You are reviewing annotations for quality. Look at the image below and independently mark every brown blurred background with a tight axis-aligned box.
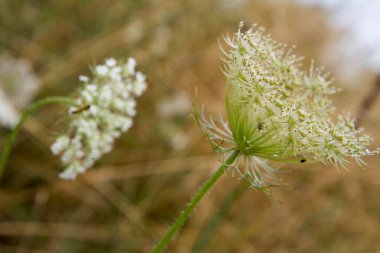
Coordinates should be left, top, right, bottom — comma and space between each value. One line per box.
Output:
0, 0, 379, 252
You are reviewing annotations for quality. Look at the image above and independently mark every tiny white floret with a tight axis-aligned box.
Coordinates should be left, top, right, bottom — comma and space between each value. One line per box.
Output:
105, 58, 117, 67
95, 65, 109, 76
79, 75, 89, 82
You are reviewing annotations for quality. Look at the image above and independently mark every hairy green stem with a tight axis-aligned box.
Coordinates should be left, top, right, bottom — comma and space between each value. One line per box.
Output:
151, 150, 240, 253
190, 183, 247, 253
0, 96, 77, 179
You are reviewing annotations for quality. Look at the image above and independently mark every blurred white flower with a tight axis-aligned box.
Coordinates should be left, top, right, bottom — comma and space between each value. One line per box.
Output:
157, 92, 192, 118
105, 58, 117, 67
156, 92, 191, 151
151, 25, 172, 56
298, 0, 380, 76
125, 19, 144, 44
79, 75, 89, 82
95, 65, 109, 76
0, 89, 19, 128
51, 57, 147, 180
171, 132, 188, 151
0, 54, 39, 128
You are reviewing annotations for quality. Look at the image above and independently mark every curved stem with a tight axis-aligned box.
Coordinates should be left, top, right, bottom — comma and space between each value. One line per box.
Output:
151, 150, 240, 253
0, 96, 77, 179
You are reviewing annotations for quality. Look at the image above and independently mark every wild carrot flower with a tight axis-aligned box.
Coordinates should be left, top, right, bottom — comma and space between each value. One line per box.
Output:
194, 23, 378, 189
51, 58, 147, 179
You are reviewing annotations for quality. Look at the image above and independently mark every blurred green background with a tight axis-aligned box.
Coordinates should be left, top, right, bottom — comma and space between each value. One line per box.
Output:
1, 0, 380, 252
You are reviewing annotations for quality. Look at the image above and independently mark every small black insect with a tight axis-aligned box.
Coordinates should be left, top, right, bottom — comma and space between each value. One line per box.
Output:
71, 104, 91, 114
300, 159, 306, 163
258, 122, 264, 131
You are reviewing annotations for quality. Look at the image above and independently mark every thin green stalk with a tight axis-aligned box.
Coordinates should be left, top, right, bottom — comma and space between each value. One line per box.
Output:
151, 150, 240, 253
191, 183, 247, 253
0, 96, 77, 179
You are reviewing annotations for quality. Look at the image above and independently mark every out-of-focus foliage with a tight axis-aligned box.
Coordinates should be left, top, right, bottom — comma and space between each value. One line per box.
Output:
0, 0, 379, 252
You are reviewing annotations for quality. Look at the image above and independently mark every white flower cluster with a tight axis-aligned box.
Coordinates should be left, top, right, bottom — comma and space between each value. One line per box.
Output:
194, 23, 378, 189
51, 58, 147, 179
298, 0, 380, 76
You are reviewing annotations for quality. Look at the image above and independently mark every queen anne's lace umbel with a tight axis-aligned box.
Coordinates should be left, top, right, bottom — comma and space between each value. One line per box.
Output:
51, 58, 147, 179
194, 23, 378, 189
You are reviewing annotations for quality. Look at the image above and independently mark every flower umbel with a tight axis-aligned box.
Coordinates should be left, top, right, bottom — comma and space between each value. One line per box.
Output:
51, 58, 147, 179
194, 23, 378, 189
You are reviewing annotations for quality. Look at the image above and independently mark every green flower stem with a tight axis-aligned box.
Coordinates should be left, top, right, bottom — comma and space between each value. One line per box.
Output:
190, 183, 247, 253
0, 96, 77, 179
151, 150, 240, 253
